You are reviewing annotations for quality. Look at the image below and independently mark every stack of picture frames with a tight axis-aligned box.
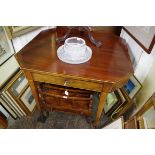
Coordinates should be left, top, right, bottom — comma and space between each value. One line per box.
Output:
103, 92, 155, 129
103, 75, 142, 121
0, 70, 36, 119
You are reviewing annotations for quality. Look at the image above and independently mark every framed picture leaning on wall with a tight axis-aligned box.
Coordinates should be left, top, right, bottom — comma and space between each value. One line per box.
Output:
1, 70, 33, 116
5, 26, 42, 39
0, 56, 19, 88
123, 27, 155, 54
0, 26, 14, 66
19, 86, 36, 113
123, 75, 142, 99
8, 72, 28, 98
0, 95, 18, 119
1, 71, 28, 117
103, 90, 125, 117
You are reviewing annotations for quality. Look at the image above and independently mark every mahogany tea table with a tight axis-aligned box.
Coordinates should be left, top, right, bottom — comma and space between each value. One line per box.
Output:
15, 27, 133, 127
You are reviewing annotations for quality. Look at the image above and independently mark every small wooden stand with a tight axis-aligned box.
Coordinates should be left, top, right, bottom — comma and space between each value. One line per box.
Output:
57, 26, 102, 47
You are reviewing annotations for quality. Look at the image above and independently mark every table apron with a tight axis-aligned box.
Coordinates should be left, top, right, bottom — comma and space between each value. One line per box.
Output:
32, 72, 103, 92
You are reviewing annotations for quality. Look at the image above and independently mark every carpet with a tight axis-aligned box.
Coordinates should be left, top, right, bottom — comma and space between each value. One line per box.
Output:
8, 93, 111, 129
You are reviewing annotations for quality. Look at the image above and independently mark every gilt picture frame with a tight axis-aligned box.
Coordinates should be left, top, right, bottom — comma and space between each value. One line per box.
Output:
7, 71, 29, 98
0, 26, 15, 66
136, 93, 155, 129
103, 91, 123, 116
1, 70, 28, 117
5, 26, 42, 39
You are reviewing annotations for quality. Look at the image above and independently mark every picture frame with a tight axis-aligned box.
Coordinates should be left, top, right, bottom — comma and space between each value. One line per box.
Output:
124, 116, 138, 129
0, 103, 10, 118
0, 95, 17, 119
0, 26, 15, 66
123, 75, 142, 99
102, 116, 124, 129
103, 90, 124, 116
1, 70, 31, 116
110, 88, 132, 120
1, 93, 23, 118
102, 77, 140, 121
135, 93, 155, 129
117, 88, 126, 104
8, 72, 28, 98
19, 87, 36, 112
123, 26, 155, 54
124, 92, 155, 129
141, 106, 155, 129
5, 26, 42, 39
0, 56, 19, 88
104, 91, 118, 114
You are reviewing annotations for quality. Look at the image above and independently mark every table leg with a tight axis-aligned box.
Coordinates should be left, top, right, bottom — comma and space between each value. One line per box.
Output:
36, 83, 49, 123
94, 92, 108, 127
37, 108, 49, 123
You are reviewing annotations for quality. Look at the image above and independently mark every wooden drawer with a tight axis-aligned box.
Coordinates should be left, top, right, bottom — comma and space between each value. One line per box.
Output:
32, 73, 103, 92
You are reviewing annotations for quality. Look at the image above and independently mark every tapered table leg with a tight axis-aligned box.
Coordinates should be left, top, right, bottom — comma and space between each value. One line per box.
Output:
93, 92, 108, 127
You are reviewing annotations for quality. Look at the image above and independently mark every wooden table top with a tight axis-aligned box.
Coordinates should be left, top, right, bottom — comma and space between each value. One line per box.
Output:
15, 28, 133, 84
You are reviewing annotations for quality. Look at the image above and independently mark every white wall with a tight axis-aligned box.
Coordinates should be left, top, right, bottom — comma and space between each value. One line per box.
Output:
12, 26, 55, 53
136, 60, 155, 111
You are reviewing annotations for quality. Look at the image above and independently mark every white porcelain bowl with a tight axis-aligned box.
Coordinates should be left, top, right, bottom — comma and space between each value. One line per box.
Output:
63, 37, 87, 61
57, 37, 92, 64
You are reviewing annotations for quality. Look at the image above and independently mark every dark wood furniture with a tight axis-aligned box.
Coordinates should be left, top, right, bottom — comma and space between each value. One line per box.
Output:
58, 26, 122, 36
57, 26, 102, 47
15, 27, 133, 127
0, 111, 8, 128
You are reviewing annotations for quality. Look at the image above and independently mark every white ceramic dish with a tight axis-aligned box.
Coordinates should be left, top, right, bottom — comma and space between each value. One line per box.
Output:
57, 45, 92, 64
